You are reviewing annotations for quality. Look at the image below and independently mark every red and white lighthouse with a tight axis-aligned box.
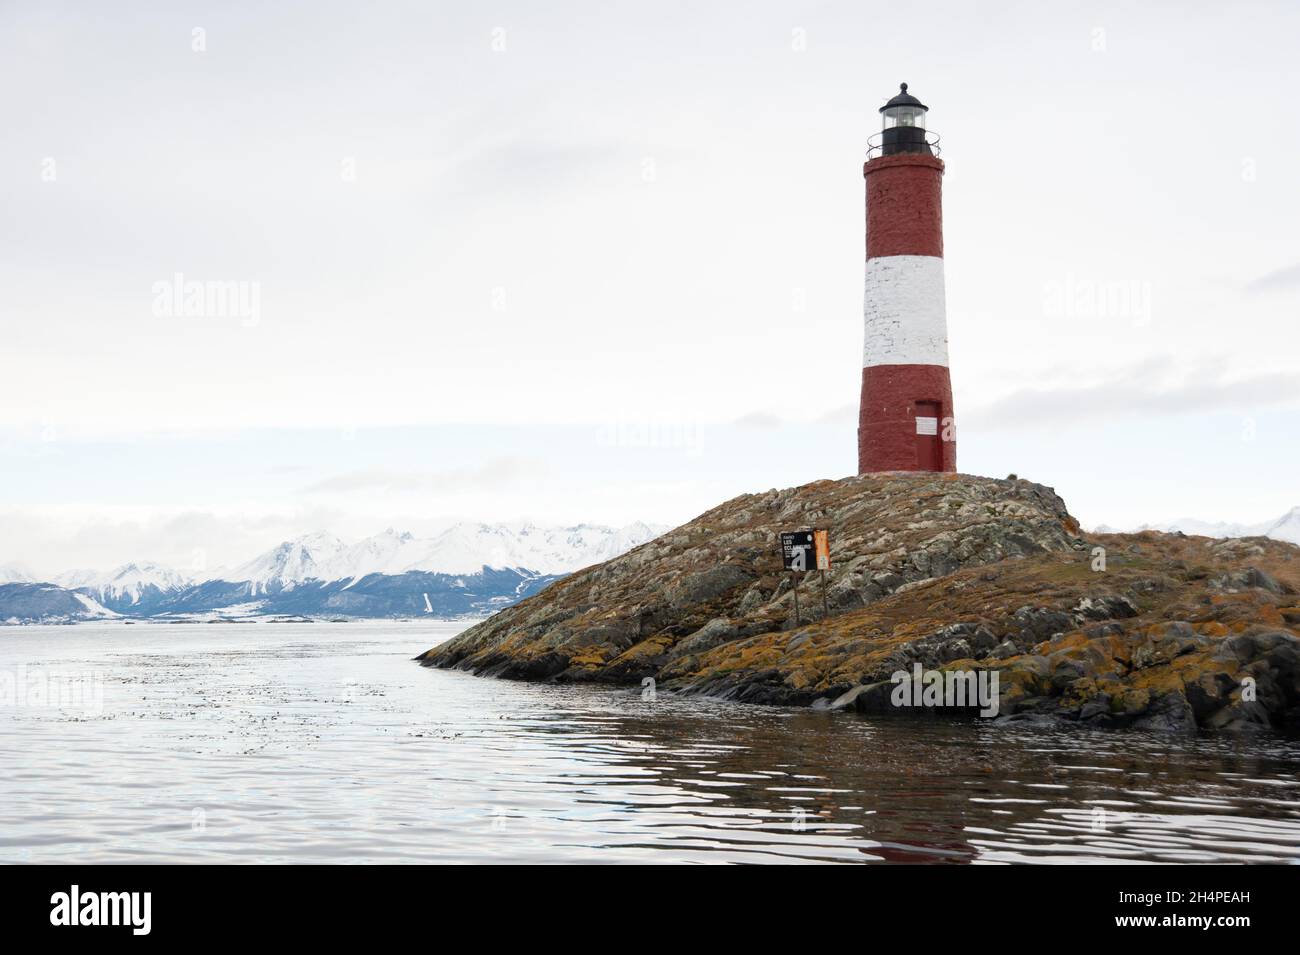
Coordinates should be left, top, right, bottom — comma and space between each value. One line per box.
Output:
858, 83, 956, 474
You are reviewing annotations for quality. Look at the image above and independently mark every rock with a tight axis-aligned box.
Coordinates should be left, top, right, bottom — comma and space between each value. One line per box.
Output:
871, 572, 905, 592
670, 618, 739, 658
1130, 690, 1197, 735
1078, 697, 1112, 722
558, 621, 636, 650
1213, 633, 1259, 665
1112, 686, 1152, 717
1012, 606, 1075, 642
736, 586, 766, 615
1248, 567, 1291, 594
669, 564, 755, 609
416, 471, 1300, 734
827, 681, 896, 713
1253, 629, 1300, 654
1209, 567, 1292, 595
826, 574, 868, 611
786, 631, 812, 652
603, 635, 676, 681
1049, 660, 1087, 692
1205, 699, 1273, 731
1072, 595, 1139, 621
907, 622, 999, 667
991, 639, 1019, 659
1131, 622, 1201, 669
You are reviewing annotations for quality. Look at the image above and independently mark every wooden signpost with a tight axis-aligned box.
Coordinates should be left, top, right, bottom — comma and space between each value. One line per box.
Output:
813, 528, 830, 619
780, 528, 831, 625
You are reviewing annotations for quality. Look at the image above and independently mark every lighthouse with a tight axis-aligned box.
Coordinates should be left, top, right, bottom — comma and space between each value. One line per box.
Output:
858, 83, 956, 474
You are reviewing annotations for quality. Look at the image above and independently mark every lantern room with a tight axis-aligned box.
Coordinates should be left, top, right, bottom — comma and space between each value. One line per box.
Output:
877, 83, 933, 156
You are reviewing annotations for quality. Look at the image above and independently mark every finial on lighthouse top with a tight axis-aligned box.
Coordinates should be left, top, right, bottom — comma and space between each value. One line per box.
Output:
880, 83, 927, 115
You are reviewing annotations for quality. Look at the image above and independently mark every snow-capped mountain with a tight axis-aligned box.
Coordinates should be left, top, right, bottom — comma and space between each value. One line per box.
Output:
221, 521, 666, 588
222, 531, 349, 594
323, 527, 415, 583
1267, 508, 1300, 544
356, 520, 665, 578
51, 568, 100, 589
1096, 507, 1300, 546
1, 520, 667, 623
54, 562, 194, 610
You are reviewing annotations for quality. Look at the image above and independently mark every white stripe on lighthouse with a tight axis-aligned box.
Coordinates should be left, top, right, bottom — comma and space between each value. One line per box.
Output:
863, 255, 949, 368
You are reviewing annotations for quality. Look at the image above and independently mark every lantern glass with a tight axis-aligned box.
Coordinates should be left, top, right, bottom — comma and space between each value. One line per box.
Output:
883, 106, 926, 130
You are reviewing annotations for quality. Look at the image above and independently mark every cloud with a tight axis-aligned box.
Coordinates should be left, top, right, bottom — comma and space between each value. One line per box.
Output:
730, 405, 857, 430
815, 405, 858, 426
0, 506, 352, 579
1245, 263, 1300, 293
448, 136, 638, 195
303, 457, 543, 494
964, 365, 1300, 431
731, 411, 783, 430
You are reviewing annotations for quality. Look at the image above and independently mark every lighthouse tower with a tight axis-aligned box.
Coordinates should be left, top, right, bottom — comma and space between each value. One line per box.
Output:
858, 83, 956, 474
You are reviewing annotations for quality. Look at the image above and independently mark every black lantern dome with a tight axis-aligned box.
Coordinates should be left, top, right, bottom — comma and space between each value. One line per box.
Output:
880, 82, 927, 114
877, 83, 933, 157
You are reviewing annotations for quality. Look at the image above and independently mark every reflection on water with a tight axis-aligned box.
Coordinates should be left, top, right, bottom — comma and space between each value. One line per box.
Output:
2, 622, 1299, 864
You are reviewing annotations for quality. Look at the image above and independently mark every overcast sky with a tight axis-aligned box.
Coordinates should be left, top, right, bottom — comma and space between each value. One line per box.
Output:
2, 0, 1298, 575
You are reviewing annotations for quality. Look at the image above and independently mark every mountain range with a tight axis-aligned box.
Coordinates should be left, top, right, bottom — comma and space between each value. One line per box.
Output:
8, 506, 1294, 627
0, 521, 664, 625
1092, 506, 1300, 545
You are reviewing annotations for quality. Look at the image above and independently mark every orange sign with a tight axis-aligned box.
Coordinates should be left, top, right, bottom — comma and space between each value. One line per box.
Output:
813, 529, 830, 570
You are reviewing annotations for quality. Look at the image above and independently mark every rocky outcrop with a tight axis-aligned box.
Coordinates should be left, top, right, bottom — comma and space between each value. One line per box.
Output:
417, 473, 1300, 733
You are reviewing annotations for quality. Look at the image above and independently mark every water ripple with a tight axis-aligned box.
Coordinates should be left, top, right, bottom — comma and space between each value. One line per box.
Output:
2, 621, 1299, 863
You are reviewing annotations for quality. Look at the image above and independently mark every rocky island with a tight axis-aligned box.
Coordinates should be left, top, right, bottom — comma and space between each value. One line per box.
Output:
418, 474, 1300, 734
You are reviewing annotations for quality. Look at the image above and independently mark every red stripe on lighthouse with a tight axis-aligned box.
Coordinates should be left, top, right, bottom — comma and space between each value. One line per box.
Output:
857, 364, 956, 473
864, 154, 944, 260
